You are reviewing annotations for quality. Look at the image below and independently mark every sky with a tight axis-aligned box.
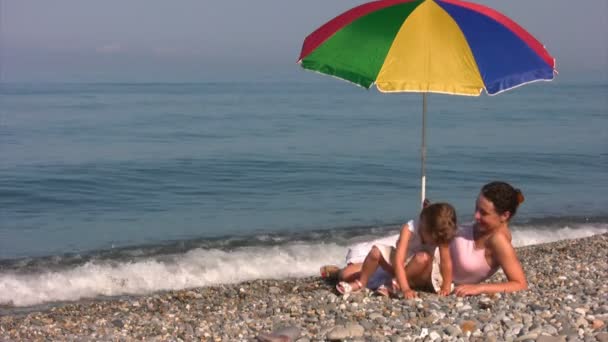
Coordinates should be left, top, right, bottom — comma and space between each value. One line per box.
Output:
1, 0, 607, 83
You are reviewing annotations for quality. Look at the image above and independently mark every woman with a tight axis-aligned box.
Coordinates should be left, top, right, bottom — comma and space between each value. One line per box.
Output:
323, 181, 527, 296
448, 181, 527, 295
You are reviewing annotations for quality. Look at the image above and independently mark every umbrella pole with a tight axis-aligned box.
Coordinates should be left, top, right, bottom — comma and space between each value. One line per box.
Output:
420, 93, 427, 209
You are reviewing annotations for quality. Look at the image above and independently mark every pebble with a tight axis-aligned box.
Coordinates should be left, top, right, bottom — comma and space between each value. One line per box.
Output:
429, 331, 441, 340
257, 326, 301, 342
596, 333, 608, 342
574, 317, 588, 328
461, 320, 477, 333
479, 297, 493, 309
444, 325, 461, 336
515, 333, 539, 341
543, 325, 559, 335
0, 234, 605, 341
326, 323, 364, 340
536, 336, 566, 342
360, 319, 374, 330
592, 319, 605, 330
111, 319, 124, 329
506, 323, 524, 337
368, 312, 384, 323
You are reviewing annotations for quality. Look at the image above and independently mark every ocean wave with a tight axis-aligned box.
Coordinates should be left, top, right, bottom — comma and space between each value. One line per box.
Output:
0, 223, 606, 308
0, 244, 346, 307
511, 223, 608, 247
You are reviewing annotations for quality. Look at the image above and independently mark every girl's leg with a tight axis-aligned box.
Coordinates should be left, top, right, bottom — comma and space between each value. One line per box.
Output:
382, 251, 431, 294
337, 246, 393, 293
356, 246, 393, 288
404, 251, 433, 290
338, 263, 362, 282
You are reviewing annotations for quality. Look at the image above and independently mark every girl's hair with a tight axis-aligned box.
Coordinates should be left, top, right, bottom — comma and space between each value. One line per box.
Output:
481, 181, 525, 219
420, 203, 458, 244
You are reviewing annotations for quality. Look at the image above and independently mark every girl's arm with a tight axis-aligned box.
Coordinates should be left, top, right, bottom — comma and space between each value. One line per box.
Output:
454, 233, 527, 296
437, 243, 453, 296
394, 224, 414, 298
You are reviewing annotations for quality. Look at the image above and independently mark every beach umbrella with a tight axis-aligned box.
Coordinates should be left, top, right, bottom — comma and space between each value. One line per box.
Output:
298, 0, 556, 206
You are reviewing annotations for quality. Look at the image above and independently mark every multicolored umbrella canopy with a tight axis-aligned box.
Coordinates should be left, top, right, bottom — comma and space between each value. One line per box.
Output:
298, 0, 556, 96
298, 0, 557, 205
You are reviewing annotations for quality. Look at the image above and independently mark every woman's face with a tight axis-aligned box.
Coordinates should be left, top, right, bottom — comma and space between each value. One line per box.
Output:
474, 194, 508, 231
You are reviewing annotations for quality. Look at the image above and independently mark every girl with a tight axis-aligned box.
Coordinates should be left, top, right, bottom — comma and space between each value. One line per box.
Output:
336, 203, 457, 298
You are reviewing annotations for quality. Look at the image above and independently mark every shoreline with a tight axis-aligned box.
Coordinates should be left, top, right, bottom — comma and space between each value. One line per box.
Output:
1, 234, 607, 341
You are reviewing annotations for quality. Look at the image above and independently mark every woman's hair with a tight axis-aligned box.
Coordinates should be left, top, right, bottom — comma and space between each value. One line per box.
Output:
420, 203, 458, 244
481, 181, 525, 219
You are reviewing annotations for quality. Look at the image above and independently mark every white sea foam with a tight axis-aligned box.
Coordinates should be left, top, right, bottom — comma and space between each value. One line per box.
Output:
0, 224, 606, 307
510, 223, 608, 247
0, 244, 347, 307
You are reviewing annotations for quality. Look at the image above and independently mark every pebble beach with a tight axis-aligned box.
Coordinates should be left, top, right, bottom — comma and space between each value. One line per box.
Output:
1, 234, 607, 341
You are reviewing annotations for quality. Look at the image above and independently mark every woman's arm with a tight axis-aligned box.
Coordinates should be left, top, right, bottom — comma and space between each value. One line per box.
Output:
454, 233, 527, 296
437, 244, 453, 296
394, 224, 414, 298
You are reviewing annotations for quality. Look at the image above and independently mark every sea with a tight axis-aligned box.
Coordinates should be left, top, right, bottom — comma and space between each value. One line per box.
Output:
1, 79, 607, 309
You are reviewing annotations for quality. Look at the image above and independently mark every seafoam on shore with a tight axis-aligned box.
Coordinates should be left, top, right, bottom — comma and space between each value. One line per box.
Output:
1, 234, 607, 341
1, 222, 606, 308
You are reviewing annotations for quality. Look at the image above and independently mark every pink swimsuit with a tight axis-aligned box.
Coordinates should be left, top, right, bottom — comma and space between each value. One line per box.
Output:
450, 223, 499, 284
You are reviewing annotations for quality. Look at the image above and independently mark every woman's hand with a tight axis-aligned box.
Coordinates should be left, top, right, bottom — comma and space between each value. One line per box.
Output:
454, 284, 484, 297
